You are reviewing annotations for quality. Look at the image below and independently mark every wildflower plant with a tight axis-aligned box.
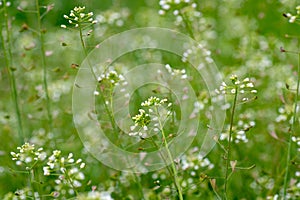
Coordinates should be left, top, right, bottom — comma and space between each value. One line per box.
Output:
9, 143, 87, 199
0, 0, 24, 143
34, 0, 54, 133
96, 8, 130, 27
3, 0, 300, 199
214, 75, 257, 198
215, 75, 257, 100
131, 96, 183, 199
10, 143, 46, 169
61, 6, 97, 64
10, 143, 47, 199
280, 10, 300, 198
158, 0, 200, 38
177, 147, 216, 197
219, 113, 256, 144
61, 6, 97, 29
43, 151, 86, 197
130, 96, 171, 137
158, 0, 198, 16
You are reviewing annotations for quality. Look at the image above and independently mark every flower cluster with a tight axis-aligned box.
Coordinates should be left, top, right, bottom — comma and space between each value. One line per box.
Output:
158, 0, 198, 16
283, 6, 300, 23
265, 175, 300, 200
211, 75, 257, 112
149, 147, 215, 196
275, 105, 293, 123
182, 43, 213, 64
77, 189, 114, 200
165, 64, 188, 79
220, 113, 256, 143
43, 151, 86, 193
10, 143, 46, 168
180, 148, 214, 172
130, 97, 172, 136
141, 96, 169, 107
61, 6, 97, 29
158, 0, 201, 27
250, 175, 275, 192
97, 69, 125, 86
96, 8, 130, 27
95, 69, 126, 96
215, 75, 257, 98
10, 143, 87, 199
3, 188, 39, 200
132, 109, 151, 129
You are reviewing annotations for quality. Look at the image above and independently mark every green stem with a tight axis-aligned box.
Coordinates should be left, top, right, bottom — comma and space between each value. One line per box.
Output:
98, 90, 118, 133
156, 107, 183, 200
132, 172, 145, 200
78, 24, 119, 134
1, 0, 24, 144
28, 169, 36, 200
179, 11, 195, 40
78, 23, 96, 79
283, 52, 300, 198
63, 169, 79, 196
224, 86, 238, 198
35, 0, 53, 132
148, 136, 173, 176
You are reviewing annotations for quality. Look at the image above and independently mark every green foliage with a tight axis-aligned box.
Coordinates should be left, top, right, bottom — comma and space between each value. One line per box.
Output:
0, 0, 300, 199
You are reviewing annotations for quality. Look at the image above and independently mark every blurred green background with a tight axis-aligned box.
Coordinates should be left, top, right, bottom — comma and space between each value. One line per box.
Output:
1, 0, 300, 199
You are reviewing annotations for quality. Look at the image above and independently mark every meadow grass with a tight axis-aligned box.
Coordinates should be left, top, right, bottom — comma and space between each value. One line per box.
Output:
0, 0, 300, 199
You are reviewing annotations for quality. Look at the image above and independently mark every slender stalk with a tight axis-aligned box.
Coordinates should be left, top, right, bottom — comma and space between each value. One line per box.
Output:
1, 0, 24, 143
179, 11, 195, 40
78, 23, 95, 80
28, 169, 36, 200
63, 169, 79, 196
211, 184, 222, 200
78, 24, 119, 134
148, 137, 174, 176
35, 0, 53, 131
155, 107, 183, 200
132, 172, 145, 200
224, 85, 238, 198
283, 52, 300, 198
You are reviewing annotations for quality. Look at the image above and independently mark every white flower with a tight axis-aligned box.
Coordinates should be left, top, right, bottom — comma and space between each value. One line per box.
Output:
159, 10, 165, 15
243, 78, 250, 82
94, 91, 99, 96
73, 180, 82, 187
246, 82, 254, 88
162, 4, 170, 10
25, 157, 32, 163
285, 13, 292, 18
289, 16, 296, 23
80, 163, 86, 169
43, 166, 50, 176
